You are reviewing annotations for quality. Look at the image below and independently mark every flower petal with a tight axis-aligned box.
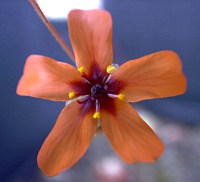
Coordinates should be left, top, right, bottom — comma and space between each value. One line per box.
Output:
112, 50, 187, 102
101, 100, 164, 163
37, 101, 97, 176
68, 10, 113, 74
16, 55, 83, 101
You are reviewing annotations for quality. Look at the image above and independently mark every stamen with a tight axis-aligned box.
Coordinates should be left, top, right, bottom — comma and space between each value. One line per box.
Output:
65, 95, 89, 106
106, 65, 117, 74
118, 93, 125, 100
95, 99, 100, 112
105, 64, 119, 83
77, 95, 90, 103
93, 99, 101, 123
104, 74, 112, 84
78, 66, 85, 74
108, 93, 125, 100
68, 91, 76, 99
93, 112, 100, 119
82, 75, 91, 85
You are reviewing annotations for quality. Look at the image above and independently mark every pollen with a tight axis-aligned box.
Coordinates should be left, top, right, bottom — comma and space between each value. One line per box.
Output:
78, 66, 85, 73
68, 91, 76, 99
93, 112, 100, 119
118, 93, 125, 100
106, 65, 117, 74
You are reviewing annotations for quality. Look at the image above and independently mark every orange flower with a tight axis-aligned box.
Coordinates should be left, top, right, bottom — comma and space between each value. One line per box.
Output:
16, 10, 186, 176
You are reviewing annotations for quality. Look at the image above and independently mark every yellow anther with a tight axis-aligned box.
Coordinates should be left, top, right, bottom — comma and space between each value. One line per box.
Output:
106, 65, 117, 74
78, 66, 85, 73
68, 92, 76, 99
93, 112, 100, 119
118, 93, 125, 100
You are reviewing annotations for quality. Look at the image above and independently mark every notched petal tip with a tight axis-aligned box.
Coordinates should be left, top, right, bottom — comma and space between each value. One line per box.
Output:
165, 50, 188, 95
68, 9, 112, 21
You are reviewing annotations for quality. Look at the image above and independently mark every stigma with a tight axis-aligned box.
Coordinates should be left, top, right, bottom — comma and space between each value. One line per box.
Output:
108, 93, 125, 100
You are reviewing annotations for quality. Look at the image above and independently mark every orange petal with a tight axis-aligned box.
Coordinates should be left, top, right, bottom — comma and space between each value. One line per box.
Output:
37, 101, 97, 176
16, 55, 82, 101
68, 10, 113, 74
101, 100, 164, 163
112, 50, 187, 102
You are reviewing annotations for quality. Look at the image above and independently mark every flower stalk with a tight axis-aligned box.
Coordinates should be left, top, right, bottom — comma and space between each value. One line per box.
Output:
28, 0, 75, 61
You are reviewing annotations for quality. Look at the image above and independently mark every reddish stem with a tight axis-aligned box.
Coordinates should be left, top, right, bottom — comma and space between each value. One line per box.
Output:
28, 0, 75, 61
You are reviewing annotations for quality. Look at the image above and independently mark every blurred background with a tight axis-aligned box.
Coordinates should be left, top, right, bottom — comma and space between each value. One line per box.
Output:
0, 0, 200, 181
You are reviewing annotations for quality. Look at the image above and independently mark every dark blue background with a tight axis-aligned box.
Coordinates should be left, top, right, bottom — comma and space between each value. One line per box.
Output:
0, 0, 199, 181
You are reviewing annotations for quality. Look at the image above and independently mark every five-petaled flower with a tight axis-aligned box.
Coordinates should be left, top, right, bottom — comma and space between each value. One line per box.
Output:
16, 9, 186, 176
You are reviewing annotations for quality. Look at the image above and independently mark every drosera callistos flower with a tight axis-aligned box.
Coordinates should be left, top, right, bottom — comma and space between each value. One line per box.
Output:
16, 3, 187, 177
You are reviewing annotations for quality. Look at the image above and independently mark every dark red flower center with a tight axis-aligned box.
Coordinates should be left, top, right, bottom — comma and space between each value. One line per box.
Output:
69, 64, 124, 120
81, 73, 111, 102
